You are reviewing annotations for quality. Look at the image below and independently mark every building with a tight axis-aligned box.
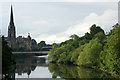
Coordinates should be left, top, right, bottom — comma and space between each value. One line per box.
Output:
6, 5, 37, 51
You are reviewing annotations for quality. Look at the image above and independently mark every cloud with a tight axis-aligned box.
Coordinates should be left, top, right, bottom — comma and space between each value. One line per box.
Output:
83, 9, 117, 31
35, 9, 117, 44
17, 19, 66, 37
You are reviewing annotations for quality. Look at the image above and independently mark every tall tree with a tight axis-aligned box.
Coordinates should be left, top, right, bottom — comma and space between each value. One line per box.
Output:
2, 36, 15, 78
90, 24, 104, 39
38, 41, 46, 50
100, 24, 120, 75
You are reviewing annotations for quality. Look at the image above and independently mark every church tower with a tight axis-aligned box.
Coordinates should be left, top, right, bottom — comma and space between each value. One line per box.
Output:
8, 5, 16, 49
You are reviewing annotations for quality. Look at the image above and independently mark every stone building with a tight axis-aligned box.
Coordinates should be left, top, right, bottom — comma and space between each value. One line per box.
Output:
7, 5, 16, 49
6, 5, 37, 51
15, 34, 38, 51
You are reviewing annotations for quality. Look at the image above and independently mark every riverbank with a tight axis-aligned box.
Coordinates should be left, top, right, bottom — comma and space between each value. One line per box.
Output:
50, 61, 120, 79
48, 62, 119, 79
48, 24, 120, 79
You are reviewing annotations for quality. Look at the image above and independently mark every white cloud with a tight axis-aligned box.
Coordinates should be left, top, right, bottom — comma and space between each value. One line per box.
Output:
83, 9, 117, 31
35, 9, 117, 44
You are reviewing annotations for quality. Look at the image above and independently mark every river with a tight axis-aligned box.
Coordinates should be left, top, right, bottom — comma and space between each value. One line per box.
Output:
14, 54, 115, 79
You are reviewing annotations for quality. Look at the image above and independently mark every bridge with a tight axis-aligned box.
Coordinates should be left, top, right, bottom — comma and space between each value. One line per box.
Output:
12, 51, 49, 55
16, 63, 48, 67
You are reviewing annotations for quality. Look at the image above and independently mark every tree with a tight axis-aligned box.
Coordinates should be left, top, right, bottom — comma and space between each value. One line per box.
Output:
70, 45, 85, 64
84, 32, 91, 40
100, 24, 120, 75
38, 41, 46, 50
2, 36, 15, 78
70, 34, 80, 48
70, 34, 79, 40
90, 24, 104, 39
77, 38, 103, 68
94, 31, 106, 41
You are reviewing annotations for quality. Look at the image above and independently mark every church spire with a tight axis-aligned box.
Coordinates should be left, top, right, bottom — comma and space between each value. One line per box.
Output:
10, 5, 14, 24
8, 5, 16, 48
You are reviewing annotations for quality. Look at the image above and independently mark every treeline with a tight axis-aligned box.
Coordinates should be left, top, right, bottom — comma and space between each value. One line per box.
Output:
48, 23, 120, 77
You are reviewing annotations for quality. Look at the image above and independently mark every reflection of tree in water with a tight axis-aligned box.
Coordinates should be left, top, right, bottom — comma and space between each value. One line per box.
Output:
37, 57, 46, 64
15, 55, 47, 77
15, 55, 37, 76
48, 63, 115, 79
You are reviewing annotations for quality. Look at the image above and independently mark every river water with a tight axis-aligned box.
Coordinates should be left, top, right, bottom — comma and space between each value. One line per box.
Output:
14, 54, 115, 79
15, 54, 52, 78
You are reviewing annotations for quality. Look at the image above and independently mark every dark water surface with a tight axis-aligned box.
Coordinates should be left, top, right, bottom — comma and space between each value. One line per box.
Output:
14, 54, 115, 79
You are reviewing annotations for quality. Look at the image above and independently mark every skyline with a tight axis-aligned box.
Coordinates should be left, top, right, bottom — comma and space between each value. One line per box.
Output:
1, 2, 118, 44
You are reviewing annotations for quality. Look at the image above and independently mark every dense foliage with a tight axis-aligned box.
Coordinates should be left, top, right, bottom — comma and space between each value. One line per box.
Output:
100, 24, 120, 75
2, 36, 16, 78
49, 24, 120, 77
37, 41, 47, 50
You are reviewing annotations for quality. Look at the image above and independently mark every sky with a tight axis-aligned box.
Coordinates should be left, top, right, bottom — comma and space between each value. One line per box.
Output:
0, 0, 119, 2
0, 0, 119, 44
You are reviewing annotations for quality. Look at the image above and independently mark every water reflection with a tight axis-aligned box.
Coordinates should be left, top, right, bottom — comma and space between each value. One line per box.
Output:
15, 55, 37, 76
48, 63, 115, 79
14, 54, 116, 79
14, 54, 51, 78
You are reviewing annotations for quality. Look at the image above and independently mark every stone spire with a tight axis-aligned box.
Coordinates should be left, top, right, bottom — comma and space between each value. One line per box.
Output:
8, 5, 16, 48
10, 5, 14, 24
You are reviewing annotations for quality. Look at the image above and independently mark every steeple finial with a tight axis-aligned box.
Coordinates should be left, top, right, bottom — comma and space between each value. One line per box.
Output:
10, 5, 14, 24
28, 33, 31, 40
